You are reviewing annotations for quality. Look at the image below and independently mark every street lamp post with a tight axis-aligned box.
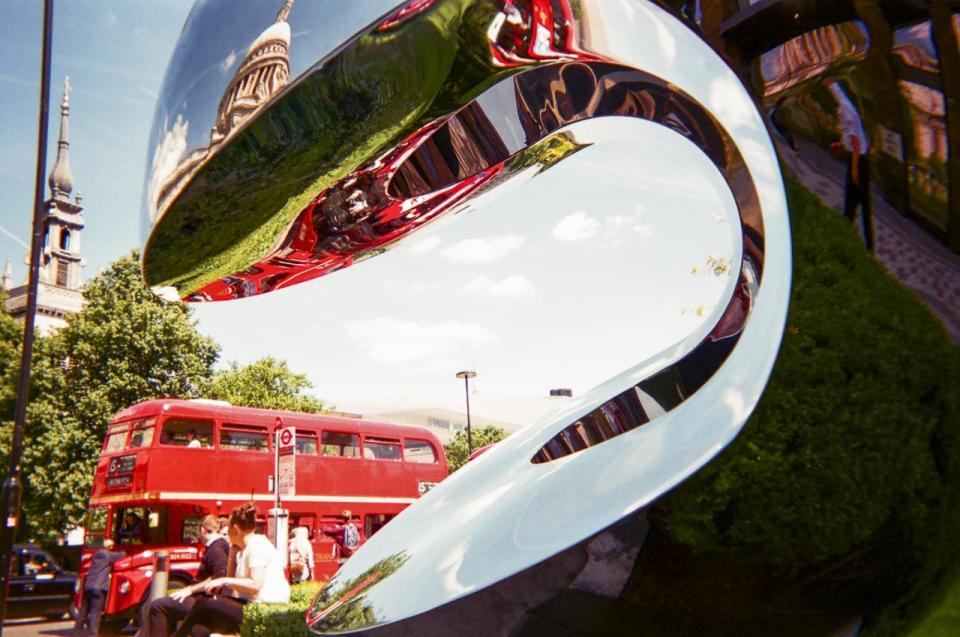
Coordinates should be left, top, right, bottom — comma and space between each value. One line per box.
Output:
455, 370, 476, 455
0, 1, 54, 631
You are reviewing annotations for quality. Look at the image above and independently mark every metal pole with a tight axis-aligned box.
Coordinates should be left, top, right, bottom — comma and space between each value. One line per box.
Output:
0, 1, 54, 631
464, 377, 472, 455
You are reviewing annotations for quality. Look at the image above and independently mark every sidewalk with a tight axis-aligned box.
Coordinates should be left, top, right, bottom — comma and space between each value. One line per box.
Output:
775, 136, 960, 343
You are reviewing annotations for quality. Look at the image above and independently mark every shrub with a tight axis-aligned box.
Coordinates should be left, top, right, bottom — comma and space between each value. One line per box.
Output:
619, 176, 960, 636
242, 581, 323, 637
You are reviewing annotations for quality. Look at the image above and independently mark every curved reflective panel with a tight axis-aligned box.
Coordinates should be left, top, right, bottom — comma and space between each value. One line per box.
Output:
144, 0, 792, 635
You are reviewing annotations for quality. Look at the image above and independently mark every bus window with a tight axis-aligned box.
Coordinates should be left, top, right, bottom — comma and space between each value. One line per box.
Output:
404, 439, 438, 463
364, 437, 401, 461
85, 506, 108, 547
221, 424, 269, 451
296, 432, 318, 455
104, 423, 130, 453
128, 417, 157, 449
115, 506, 168, 545
321, 431, 359, 457
182, 515, 202, 544
160, 418, 214, 448
364, 513, 395, 538
290, 513, 317, 539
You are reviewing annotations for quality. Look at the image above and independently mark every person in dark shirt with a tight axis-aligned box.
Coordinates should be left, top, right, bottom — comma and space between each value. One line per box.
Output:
145, 514, 231, 637
73, 539, 126, 637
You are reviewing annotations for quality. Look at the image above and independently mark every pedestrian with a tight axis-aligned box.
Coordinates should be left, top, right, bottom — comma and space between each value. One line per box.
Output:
172, 503, 289, 637
827, 78, 874, 253
144, 514, 230, 637
73, 539, 126, 637
288, 526, 314, 583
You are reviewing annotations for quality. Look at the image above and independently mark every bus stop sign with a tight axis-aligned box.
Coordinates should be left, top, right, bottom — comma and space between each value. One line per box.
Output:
278, 426, 296, 497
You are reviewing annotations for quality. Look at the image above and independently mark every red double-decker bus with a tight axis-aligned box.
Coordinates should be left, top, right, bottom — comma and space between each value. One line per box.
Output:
75, 399, 447, 629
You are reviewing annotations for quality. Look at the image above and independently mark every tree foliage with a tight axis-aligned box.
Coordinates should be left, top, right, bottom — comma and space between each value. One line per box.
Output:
443, 425, 508, 472
19, 252, 220, 539
204, 356, 328, 413
0, 254, 326, 540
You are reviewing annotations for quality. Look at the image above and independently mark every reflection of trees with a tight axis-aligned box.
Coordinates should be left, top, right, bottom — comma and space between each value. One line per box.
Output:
307, 551, 409, 632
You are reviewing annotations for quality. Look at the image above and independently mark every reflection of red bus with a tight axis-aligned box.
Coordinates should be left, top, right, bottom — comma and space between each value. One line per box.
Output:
75, 399, 447, 629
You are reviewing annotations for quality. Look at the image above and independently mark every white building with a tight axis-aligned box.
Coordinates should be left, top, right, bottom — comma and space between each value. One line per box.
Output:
5, 78, 86, 334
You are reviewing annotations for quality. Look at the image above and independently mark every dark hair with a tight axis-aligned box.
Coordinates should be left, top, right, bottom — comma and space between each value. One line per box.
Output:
229, 503, 257, 532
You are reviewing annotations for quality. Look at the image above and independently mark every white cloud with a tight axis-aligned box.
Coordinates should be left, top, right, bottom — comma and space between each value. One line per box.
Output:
407, 235, 442, 256
220, 50, 238, 74
439, 235, 525, 264
344, 318, 496, 365
146, 113, 190, 222
460, 274, 535, 297
552, 212, 599, 242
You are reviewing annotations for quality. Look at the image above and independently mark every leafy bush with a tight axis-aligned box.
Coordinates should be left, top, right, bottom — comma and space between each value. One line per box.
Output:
620, 176, 960, 636
241, 581, 323, 637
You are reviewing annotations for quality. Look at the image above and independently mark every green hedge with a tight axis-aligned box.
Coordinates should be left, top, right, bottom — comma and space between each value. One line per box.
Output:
619, 175, 960, 635
241, 581, 323, 637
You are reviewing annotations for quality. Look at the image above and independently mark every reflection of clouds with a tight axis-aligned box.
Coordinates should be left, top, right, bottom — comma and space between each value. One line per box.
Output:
344, 318, 496, 365
439, 235, 524, 264
606, 205, 653, 238
709, 76, 756, 130
220, 50, 238, 74
407, 235, 442, 256
552, 212, 599, 242
146, 114, 189, 222
460, 274, 535, 298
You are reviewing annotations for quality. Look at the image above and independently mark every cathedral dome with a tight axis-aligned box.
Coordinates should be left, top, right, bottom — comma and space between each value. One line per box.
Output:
247, 19, 291, 55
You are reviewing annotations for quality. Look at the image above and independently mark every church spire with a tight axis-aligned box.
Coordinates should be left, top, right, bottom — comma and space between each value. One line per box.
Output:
48, 77, 74, 200
276, 0, 293, 23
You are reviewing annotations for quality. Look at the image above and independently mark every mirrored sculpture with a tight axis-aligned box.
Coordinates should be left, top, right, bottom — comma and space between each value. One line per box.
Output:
143, 0, 960, 634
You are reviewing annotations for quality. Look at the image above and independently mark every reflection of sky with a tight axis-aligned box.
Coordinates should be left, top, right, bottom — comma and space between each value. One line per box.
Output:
894, 21, 935, 58
194, 117, 740, 423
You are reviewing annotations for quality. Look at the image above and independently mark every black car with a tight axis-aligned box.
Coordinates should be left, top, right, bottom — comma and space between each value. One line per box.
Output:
7, 544, 78, 620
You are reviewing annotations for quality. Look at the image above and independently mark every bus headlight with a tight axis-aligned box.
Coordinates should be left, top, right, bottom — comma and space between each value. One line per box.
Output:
118, 579, 130, 595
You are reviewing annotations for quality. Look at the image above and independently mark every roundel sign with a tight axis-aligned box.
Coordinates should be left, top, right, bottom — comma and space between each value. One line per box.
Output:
279, 427, 294, 449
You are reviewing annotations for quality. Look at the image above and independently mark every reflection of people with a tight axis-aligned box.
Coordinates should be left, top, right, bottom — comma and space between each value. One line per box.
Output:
288, 526, 314, 583
172, 503, 289, 637
73, 539, 125, 637
187, 429, 201, 448
827, 79, 874, 253
117, 513, 144, 544
146, 514, 230, 637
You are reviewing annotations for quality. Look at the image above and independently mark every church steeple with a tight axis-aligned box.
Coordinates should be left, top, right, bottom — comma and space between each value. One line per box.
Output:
48, 77, 74, 200
276, 0, 293, 22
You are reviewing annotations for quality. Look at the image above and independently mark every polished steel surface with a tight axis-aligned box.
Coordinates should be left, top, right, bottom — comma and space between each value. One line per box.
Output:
122, 0, 789, 633
145, 0, 792, 632
142, 0, 960, 634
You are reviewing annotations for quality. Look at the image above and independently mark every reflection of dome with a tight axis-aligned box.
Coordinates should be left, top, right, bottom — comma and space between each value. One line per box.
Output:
153, 0, 294, 222
212, 0, 293, 143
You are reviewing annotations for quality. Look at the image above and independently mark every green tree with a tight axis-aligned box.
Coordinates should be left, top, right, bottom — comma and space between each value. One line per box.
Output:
20, 252, 220, 539
204, 356, 328, 413
443, 425, 508, 472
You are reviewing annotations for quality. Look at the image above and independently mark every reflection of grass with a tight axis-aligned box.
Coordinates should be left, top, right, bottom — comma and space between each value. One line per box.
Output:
307, 552, 410, 632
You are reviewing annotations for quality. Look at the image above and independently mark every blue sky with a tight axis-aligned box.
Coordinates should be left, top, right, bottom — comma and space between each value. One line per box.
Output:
0, 2, 742, 424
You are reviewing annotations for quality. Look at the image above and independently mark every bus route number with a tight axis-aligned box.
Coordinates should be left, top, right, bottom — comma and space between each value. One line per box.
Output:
418, 481, 438, 495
